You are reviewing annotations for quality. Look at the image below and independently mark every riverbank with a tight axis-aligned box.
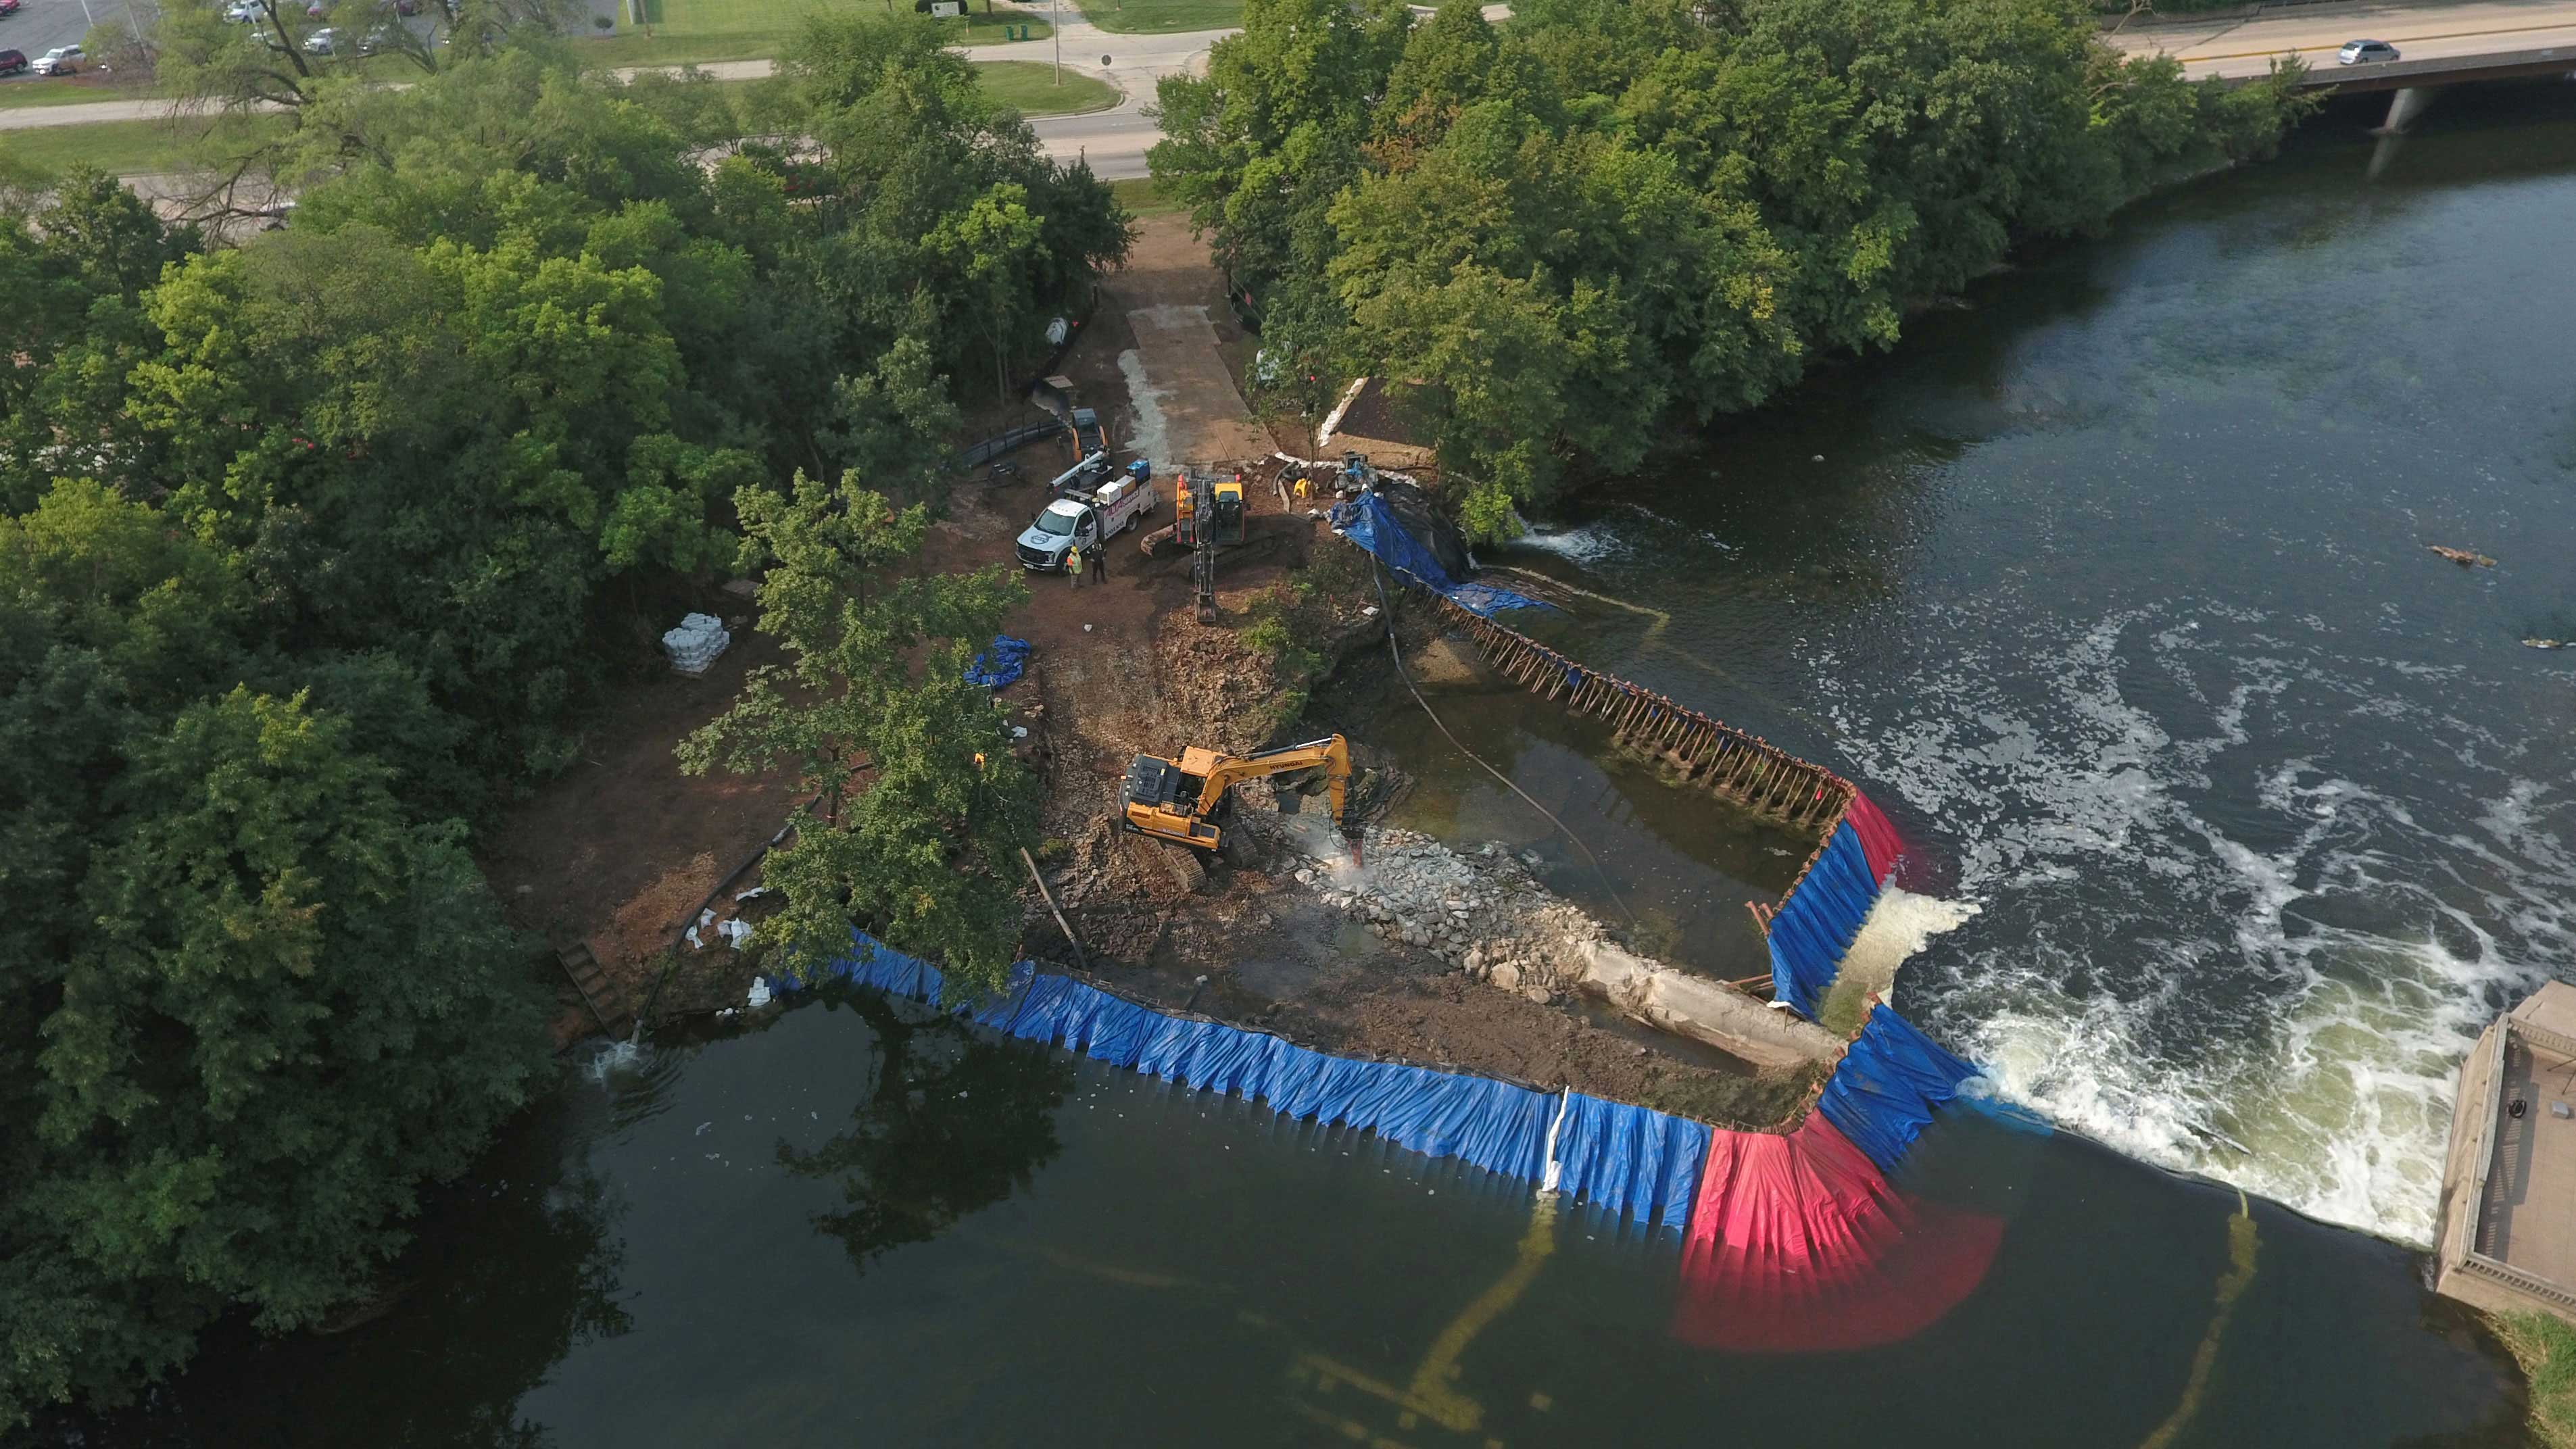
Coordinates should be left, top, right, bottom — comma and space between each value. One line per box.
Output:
480, 207, 1832, 1126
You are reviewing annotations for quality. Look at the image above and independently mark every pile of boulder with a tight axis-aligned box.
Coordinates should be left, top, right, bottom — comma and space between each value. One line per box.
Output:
1289, 823, 1841, 1071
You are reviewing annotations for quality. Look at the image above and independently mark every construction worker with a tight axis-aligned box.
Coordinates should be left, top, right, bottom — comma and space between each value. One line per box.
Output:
1065, 540, 1083, 588
1089, 537, 1108, 584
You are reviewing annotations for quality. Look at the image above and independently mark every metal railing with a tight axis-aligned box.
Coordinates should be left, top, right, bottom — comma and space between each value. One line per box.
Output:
2458, 1016, 2576, 1304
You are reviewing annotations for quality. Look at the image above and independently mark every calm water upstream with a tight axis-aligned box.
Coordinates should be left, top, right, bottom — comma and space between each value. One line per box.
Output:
79, 84, 2576, 1447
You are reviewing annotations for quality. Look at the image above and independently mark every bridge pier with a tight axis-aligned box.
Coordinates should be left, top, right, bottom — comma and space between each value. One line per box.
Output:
2377, 85, 2443, 134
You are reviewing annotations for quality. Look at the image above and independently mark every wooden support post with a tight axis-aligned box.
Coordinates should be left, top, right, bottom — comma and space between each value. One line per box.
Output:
1023, 848, 1087, 970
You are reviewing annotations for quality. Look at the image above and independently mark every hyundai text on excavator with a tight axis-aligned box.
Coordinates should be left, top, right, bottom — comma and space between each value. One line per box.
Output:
1118, 734, 1360, 859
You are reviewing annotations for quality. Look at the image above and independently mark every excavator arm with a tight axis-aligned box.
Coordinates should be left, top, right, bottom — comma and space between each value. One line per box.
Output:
1119, 735, 1357, 854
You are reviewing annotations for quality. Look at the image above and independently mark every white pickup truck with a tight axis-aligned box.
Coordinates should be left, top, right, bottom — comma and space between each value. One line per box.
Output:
1015, 472, 1153, 571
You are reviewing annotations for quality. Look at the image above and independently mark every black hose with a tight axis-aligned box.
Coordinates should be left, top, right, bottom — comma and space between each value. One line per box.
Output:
1365, 553, 1640, 930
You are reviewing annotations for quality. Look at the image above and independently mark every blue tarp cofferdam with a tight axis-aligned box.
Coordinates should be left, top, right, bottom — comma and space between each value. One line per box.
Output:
1330, 492, 1549, 618
964, 635, 1031, 689
790, 933, 1704, 1225
1766, 822, 1881, 1016
1816, 1006, 1979, 1171
1551, 1092, 1713, 1229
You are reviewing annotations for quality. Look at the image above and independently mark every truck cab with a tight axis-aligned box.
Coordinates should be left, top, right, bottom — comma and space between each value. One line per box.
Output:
1015, 474, 1153, 570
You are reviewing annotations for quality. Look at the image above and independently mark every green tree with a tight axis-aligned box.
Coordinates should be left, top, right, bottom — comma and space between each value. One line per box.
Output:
2, 685, 548, 1425
1154, 0, 2311, 535
681, 470, 1038, 996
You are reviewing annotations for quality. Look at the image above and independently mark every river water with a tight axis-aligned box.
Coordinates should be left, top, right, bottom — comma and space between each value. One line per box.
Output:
81, 84, 2576, 1448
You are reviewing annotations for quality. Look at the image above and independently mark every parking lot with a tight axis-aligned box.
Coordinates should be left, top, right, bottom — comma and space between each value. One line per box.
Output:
0, 0, 138, 80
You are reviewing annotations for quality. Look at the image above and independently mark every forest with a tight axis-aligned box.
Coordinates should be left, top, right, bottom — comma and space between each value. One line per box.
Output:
1148, 0, 2313, 536
0, 20, 1123, 1427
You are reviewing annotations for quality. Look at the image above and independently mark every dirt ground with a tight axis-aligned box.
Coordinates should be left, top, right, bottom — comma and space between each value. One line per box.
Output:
479, 214, 1808, 1127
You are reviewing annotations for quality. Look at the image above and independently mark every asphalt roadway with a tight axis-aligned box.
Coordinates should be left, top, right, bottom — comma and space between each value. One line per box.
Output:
18, 0, 2576, 183
2104, 0, 2576, 79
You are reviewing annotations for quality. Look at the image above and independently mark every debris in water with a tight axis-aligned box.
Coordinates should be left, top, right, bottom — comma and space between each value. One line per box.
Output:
2428, 545, 2495, 567
2523, 638, 2565, 649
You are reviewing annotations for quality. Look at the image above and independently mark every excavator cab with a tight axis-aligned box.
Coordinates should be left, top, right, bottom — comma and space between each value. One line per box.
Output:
1209, 472, 1246, 545
1119, 735, 1359, 857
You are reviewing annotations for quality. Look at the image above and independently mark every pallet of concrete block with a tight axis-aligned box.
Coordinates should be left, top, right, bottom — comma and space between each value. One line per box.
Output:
662, 612, 731, 676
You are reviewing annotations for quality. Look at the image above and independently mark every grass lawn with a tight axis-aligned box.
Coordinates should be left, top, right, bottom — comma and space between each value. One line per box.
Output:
583, 0, 1046, 66
0, 78, 162, 112
2496, 1312, 2576, 1448
1109, 175, 1181, 216
1071, 0, 1240, 34
1, 116, 285, 174
974, 59, 1117, 116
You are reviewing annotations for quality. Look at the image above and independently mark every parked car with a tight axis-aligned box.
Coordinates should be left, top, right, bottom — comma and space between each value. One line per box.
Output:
305, 0, 326, 14
30, 43, 79, 73
0, 49, 26, 74
355, 21, 399, 51
221, 0, 260, 18
2338, 38, 2399, 64
0, 1, 22, 20
302, 24, 335, 50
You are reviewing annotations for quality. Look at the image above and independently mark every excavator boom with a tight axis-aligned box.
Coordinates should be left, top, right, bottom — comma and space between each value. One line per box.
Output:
1119, 735, 1357, 855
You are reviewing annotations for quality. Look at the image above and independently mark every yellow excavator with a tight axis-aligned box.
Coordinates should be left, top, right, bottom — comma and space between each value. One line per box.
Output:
1119, 734, 1359, 856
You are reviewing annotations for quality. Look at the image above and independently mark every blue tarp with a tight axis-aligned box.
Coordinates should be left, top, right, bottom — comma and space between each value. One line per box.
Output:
1551, 1091, 1714, 1229
794, 933, 1709, 1223
1330, 492, 1549, 618
964, 635, 1031, 689
992, 972, 1559, 1185
1816, 1006, 1979, 1172
1767, 822, 1881, 1016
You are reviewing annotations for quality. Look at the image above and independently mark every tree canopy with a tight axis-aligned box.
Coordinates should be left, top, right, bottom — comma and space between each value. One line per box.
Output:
1150, 0, 2312, 535
2, 16, 1127, 1429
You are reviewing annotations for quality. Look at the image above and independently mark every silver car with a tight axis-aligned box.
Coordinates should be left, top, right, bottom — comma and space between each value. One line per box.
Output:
2337, 39, 2399, 64
30, 44, 80, 74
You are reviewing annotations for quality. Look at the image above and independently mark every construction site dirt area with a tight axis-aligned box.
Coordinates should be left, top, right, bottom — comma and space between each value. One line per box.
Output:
479, 212, 1814, 1129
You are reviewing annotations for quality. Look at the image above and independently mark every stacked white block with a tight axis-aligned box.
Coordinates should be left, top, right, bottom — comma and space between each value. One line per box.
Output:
662, 612, 731, 675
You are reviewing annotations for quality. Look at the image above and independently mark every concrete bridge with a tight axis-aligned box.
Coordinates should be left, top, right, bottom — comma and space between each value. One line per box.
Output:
2107, 0, 2576, 130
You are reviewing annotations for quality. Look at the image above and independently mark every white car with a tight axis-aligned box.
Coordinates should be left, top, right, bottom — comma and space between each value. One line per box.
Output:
223, 0, 262, 20
302, 24, 335, 50
2337, 39, 2399, 64
31, 44, 81, 74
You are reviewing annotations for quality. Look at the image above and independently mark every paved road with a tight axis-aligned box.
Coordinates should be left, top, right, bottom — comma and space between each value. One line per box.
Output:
0, 7, 1212, 178
2104, 0, 2576, 78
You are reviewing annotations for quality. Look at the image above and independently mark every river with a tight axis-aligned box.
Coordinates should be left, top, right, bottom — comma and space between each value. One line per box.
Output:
79, 82, 2576, 1447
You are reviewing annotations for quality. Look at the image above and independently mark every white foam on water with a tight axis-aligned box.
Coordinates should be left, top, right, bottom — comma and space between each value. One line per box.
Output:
1509, 521, 1626, 566
1816, 594, 2575, 1245
1837, 886, 1981, 1009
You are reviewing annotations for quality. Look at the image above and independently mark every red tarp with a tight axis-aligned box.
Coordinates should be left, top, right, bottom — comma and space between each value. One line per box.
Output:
1841, 791, 1905, 885
1671, 1116, 2001, 1354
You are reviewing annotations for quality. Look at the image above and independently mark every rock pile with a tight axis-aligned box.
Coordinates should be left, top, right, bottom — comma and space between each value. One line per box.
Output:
1279, 821, 1842, 1069
1292, 828, 1612, 1006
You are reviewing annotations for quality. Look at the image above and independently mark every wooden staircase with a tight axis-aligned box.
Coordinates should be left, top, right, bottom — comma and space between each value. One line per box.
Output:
555, 939, 635, 1040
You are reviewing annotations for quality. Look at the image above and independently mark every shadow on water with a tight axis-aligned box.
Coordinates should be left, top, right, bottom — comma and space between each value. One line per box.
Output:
781, 991, 1077, 1274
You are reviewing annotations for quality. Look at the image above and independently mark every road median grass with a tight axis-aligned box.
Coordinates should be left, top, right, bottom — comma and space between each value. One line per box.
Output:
7, 116, 220, 175
974, 59, 1119, 116
1071, 0, 1240, 33
583, 1, 1045, 66
0, 78, 162, 112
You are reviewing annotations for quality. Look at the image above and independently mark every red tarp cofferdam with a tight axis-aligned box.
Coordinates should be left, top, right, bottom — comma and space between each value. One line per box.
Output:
1841, 790, 1905, 885
1670, 1115, 2002, 1354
